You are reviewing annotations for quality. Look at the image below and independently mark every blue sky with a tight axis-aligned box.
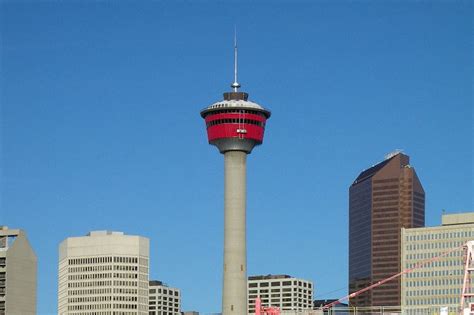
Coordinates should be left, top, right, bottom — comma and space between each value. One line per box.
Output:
1, 1, 472, 314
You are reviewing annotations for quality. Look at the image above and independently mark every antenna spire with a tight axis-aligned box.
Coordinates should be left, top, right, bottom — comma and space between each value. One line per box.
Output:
231, 28, 241, 92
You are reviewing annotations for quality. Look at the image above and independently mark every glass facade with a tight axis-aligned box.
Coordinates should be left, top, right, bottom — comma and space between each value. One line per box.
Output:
349, 153, 425, 307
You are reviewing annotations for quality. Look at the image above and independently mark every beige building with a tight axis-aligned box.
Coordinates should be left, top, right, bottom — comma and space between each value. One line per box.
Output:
248, 275, 313, 313
401, 212, 474, 314
148, 280, 180, 315
58, 230, 149, 315
0, 226, 37, 315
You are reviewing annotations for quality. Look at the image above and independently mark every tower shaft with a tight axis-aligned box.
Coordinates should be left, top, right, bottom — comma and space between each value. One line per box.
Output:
223, 150, 247, 315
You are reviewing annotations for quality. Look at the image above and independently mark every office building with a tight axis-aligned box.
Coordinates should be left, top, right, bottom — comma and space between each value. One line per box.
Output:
349, 152, 425, 307
149, 280, 181, 315
401, 212, 474, 314
58, 230, 149, 314
248, 275, 313, 313
0, 226, 37, 315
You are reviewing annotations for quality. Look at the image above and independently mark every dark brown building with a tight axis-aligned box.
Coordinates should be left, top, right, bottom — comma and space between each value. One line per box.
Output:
349, 152, 424, 307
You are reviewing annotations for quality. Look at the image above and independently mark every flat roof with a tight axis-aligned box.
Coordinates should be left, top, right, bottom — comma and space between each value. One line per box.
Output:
442, 212, 474, 226
248, 274, 292, 280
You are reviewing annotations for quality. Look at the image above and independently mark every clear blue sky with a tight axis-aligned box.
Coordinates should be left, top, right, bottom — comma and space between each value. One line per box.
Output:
1, 1, 472, 314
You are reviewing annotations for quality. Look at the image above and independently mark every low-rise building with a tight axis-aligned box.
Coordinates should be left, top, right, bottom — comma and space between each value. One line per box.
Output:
248, 274, 313, 313
149, 280, 181, 315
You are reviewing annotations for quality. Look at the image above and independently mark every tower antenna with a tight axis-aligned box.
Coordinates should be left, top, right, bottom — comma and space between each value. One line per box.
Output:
231, 27, 241, 92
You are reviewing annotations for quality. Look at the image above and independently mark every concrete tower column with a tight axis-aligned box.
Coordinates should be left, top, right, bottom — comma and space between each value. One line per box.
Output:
223, 150, 247, 315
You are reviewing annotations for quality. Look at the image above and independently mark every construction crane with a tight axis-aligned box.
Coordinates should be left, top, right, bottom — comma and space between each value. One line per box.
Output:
255, 297, 280, 315
460, 240, 474, 314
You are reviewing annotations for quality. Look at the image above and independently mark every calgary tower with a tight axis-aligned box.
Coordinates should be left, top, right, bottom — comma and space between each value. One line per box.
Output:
200, 38, 271, 315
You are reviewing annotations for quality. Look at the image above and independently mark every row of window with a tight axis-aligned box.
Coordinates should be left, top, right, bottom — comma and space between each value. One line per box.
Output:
407, 258, 462, 268
69, 273, 111, 280
248, 281, 312, 288
149, 288, 179, 296
406, 287, 461, 296
405, 297, 459, 305
206, 118, 265, 128
248, 295, 312, 302
64, 312, 120, 315
68, 288, 142, 296
69, 281, 113, 288
149, 301, 179, 307
249, 288, 311, 293
406, 276, 465, 286
68, 280, 142, 288
68, 288, 113, 296
149, 296, 180, 301
69, 265, 113, 273
68, 256, 139, 265
373, 178, 400, 184
69, 296, 112, 303
208, 108, 266, 117
68, 303, 138, 310
148, 308, 180, 314
406, 231, 473, 241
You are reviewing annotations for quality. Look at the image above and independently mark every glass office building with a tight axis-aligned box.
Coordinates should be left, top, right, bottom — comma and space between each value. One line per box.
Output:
349, 152, 425, 307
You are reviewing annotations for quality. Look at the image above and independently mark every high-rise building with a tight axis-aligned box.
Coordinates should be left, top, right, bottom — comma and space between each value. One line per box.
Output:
149, 280, 181, 315
349, 152, 425, 307
200, 40, 271, 315
401, 212, 474, 314
247, 275, 313, 313
0, 226, 37, 315
58, 230, 149, 314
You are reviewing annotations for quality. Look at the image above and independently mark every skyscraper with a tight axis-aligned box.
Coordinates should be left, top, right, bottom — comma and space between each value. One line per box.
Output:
58, 230, 149, 314
0, 226, 37, 315
200, 40, 271, 315
349, 152, 425, 307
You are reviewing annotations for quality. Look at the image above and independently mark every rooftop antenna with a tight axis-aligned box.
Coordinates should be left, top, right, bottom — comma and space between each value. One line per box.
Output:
231, 27, 241, 92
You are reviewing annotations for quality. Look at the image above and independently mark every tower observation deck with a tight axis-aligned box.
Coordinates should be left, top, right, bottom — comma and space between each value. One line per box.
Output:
200, 91, 271, 153
200, 38, 271, 315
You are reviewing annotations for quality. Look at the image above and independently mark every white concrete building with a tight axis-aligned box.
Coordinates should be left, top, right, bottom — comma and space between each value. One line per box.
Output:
148, 280, 180, 315
401, 212, 474, 314
248, 275, 313, 313
0, 226, 37, 315
58, 230, 149, 315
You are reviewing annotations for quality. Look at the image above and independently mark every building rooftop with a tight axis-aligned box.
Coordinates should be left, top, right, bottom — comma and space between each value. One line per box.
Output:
149, 280, 165, 286
0, 226, 23, 237
352, 152, 408, 185
207, 99, 265, 111
442, 212, 474, 226
248, 274, 292, 280
87, 231, 124, 236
